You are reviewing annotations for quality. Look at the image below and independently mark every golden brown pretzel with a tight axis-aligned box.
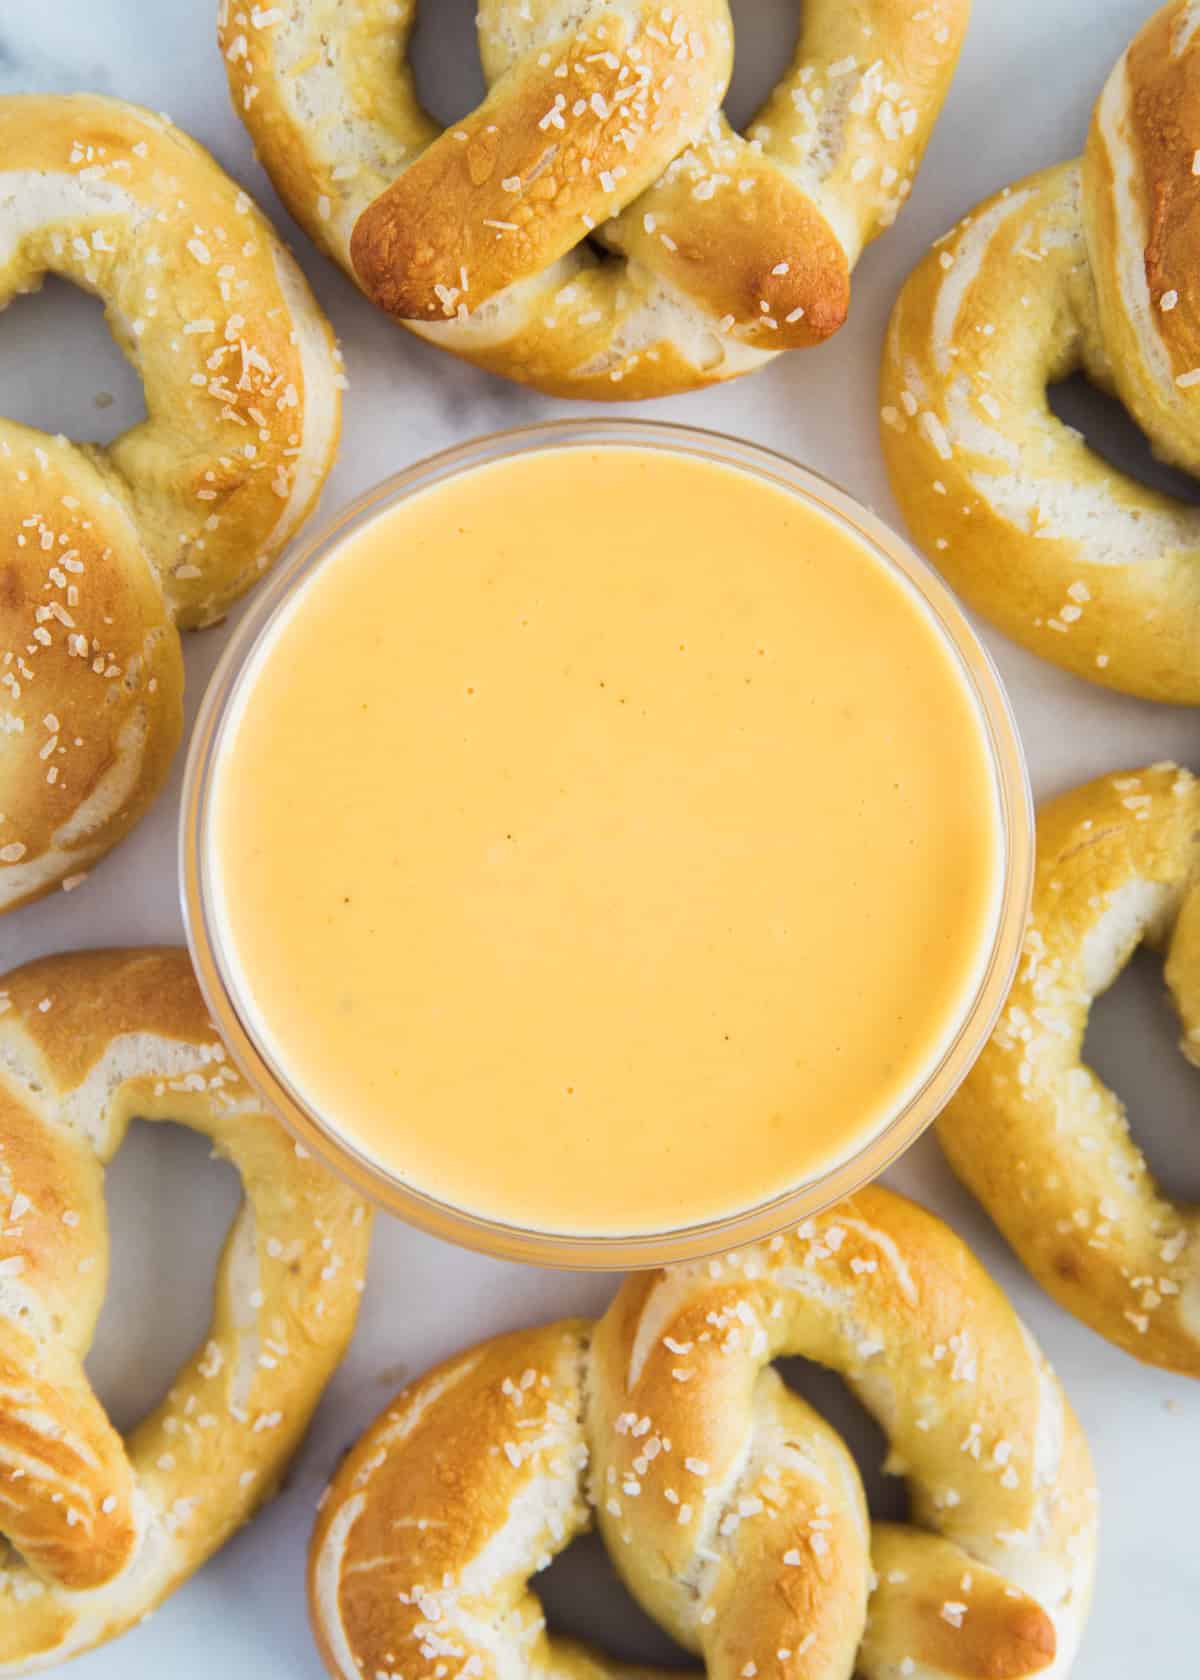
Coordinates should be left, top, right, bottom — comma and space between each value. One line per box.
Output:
0, 94, 342, 911
939, 764, 1200, 1377
310, 1187, 1097, 1680
222, 0, 970, 398
881, 1, 1200, 704
0, 948, 371, 1670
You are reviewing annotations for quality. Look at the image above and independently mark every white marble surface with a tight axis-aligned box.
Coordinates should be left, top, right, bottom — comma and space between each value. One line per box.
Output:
2, 1, 1198, 1672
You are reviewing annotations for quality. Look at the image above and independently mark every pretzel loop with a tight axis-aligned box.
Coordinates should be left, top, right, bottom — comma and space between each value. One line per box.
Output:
310, 1188, 1097, 1680
0, 950, 371, 1671
881, 0, 1200, 703
939, 765, 1200, 1376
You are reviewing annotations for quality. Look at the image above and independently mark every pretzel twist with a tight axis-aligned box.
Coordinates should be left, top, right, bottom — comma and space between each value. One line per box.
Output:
881, 0, 1200, 703
310, 1187, 1097, 1680
222, 0, 969, 398
0, 949, 371, 1671
939, 764, 1200, 1377
0, 94, 341, 911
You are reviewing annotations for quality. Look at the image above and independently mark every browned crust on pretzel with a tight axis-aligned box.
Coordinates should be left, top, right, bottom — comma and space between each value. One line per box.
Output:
939, 767, 1200, 1376
0, 1081, 136, 1589
609, 135, 850, 349
1, 947, 217, 1083
0, 431, 184, 912
1085, 2, 1200, 437
349, 10, 729, 321
309, 1323, 593, 1680
864, 1526, 1056, 1678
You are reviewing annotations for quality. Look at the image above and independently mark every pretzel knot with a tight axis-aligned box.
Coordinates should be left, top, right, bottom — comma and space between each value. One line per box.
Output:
310, 1187, 1097, 1680
882, 0, 1200, 704
0, 949, 371, 1671
0, 94, 341, 913
222, 0, 969, 398
940, 764, 1200, 1378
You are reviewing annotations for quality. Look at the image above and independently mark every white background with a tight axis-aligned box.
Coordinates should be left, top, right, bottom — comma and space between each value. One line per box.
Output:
2, 1, 1198, 1671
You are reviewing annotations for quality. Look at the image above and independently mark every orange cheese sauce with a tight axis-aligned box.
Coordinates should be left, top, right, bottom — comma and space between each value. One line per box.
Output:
210, 447, 1003, 1235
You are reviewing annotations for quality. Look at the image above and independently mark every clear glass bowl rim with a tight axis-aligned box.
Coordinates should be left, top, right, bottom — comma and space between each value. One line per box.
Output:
180, 416, 1033, 1270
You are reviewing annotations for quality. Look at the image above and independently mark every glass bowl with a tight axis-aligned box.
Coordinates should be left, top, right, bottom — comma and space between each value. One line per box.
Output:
181, 418, 1033, 1269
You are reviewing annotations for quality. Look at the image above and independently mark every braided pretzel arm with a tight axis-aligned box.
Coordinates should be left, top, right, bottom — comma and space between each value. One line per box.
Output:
939, 765, 1200, 1377
881, 1, 1200, 704
222, 0, 969, 398
0, 950, 371, 1670
0, 95, 341, 910
310, 1188, 1096, 1680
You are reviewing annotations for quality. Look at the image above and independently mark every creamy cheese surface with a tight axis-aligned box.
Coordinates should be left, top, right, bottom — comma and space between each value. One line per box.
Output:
210, 446, 1004, 1234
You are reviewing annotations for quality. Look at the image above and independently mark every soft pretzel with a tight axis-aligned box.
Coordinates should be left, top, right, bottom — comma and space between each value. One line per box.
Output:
222, 0, 969, 399
880, 1, 1200, 704
310, 1186, 1097, 1680
0, 948, 371, 1670
0, 94, 341, 911
939, 764, 1200, 1378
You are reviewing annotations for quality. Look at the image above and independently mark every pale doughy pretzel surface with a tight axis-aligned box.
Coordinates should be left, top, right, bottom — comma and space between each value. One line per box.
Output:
940, 764, 1200, 1377
881, 1, 1200, 703
222, 0, 970, 398
0, 94, 342, 911
310, 1187, 1097, 1680
0, 948, 371, 1671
